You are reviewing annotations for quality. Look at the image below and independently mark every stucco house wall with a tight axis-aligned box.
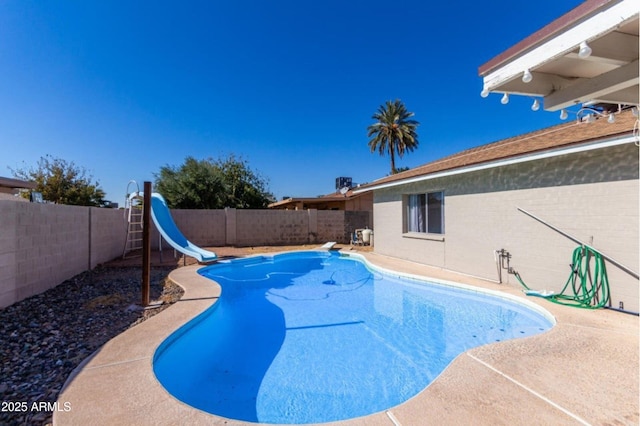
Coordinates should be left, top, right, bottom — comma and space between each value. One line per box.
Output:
372, 142, 639, 313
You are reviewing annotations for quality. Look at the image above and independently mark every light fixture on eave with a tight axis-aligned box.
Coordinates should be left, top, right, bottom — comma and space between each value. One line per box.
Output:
500, 93, 509, 104
560, 109, 568, 120
531, 98, 540, 111
522, 69, 533, 83
575, 105, 623, 124
480, 88, 490, 98
578, 41, 592, 59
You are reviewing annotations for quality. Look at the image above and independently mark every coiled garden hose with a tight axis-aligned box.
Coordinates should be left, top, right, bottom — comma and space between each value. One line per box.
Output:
514, 245, 610, 309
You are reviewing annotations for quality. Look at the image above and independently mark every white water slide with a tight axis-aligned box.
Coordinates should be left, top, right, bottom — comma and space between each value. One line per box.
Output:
149, 192, 217, 263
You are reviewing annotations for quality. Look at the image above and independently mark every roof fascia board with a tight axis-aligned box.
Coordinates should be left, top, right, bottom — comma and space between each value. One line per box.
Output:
480, 1, 638, 93
478, 0, 616, 75
356, 135, 636, 193
0, 177, 37, 189
268, 192, 366, 207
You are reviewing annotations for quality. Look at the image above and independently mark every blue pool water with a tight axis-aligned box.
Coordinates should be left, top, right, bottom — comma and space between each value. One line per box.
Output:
153, 251, 553, 424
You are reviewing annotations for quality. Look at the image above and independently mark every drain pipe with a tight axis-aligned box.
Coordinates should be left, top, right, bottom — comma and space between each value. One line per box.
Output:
495, 248, 516, 285
494, 250, 502, 283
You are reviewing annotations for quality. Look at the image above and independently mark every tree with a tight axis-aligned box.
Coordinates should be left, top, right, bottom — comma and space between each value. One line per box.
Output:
11, 155, 105, 206
155, 157, 226, 209
367, 99, 420, 174
154, 155, 274, 209
216, 155, 274, 208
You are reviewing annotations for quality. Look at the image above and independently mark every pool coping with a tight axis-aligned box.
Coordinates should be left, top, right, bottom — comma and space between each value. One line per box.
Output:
54, 249, 639, 425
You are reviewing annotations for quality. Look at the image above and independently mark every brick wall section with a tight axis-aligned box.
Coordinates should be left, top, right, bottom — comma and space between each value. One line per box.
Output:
345, 211, 372, 242
372, 143, 639, 313
0, 202, 127, 308
15, 203, 88, 305
0, 201, 18, 308
90, 207, 128, 268
316, 210, 345, 243
152, 209, 226, 249
166, 209, 371, 247
235, 210, 310, 246
314, 210, 371, 243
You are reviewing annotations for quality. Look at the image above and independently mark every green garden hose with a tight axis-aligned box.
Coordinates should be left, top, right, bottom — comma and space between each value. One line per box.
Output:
514, 245, 610, 309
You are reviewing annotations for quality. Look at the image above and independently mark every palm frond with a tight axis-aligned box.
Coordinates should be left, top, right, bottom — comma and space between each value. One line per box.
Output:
367, 99, 420, 173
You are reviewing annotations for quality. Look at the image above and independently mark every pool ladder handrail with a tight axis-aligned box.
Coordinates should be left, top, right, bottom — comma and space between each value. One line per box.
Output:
122, 180, 144, 259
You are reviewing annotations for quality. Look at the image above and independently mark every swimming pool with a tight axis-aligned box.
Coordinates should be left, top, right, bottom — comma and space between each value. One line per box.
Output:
153, 251, 554, 424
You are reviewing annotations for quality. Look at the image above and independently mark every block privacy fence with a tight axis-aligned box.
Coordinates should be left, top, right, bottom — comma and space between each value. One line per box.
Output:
0, 201, 371, 308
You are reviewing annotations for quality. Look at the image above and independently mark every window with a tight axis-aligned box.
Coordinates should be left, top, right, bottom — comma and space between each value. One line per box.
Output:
406, 191, 444, 234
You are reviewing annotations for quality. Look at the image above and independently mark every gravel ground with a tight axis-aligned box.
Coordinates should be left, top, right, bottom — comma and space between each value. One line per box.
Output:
0, 265, 183, 426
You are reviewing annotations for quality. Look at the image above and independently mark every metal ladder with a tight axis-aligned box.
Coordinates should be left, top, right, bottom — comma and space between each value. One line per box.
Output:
122, 180, 144, 259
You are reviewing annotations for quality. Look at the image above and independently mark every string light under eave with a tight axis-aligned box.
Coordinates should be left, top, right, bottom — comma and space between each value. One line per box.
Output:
578, 41, 592, 59
479, 79, 638, 131
576, 107, 620, 124
531, 99, 540, 111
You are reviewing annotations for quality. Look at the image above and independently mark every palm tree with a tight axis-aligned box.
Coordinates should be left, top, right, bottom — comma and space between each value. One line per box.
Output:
367, 99, 420, 174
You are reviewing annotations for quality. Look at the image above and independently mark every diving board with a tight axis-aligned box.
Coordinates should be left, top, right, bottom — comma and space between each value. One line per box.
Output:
150, 193, 217, 263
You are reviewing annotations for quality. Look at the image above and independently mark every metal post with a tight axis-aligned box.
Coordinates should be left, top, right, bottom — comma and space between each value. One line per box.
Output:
88, 207, 93, 284
141, 182, 151, 307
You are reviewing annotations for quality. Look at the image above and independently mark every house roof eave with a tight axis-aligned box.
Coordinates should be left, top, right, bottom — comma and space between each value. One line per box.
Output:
478, 0, 619, 76
356, 133, 635, 193
0, 176, 37, 190
479, 0, 638, 112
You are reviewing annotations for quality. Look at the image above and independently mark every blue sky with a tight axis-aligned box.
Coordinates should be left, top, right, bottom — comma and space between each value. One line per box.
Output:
0, 1, 584, 204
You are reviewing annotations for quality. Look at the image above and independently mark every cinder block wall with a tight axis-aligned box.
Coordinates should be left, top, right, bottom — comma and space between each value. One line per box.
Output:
152, 209, 226, 249
1, 204, 372, 307
0, 201, 19, 308
235, 210, 310, 246
317, 210, 345, 243
156, 209, 370, 248
345, 211, 372, 241
90, 207, 128, 268
372, 143, 639, 313
0, 202, 127, 308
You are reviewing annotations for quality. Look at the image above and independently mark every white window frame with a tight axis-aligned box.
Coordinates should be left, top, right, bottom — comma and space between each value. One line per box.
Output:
404, 191, 445, 237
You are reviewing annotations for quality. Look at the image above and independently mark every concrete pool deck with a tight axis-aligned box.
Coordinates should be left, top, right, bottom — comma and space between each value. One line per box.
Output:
54, 247, 639, 426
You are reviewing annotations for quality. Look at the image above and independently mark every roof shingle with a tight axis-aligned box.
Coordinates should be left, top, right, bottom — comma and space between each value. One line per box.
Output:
359, 110, 637, 189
